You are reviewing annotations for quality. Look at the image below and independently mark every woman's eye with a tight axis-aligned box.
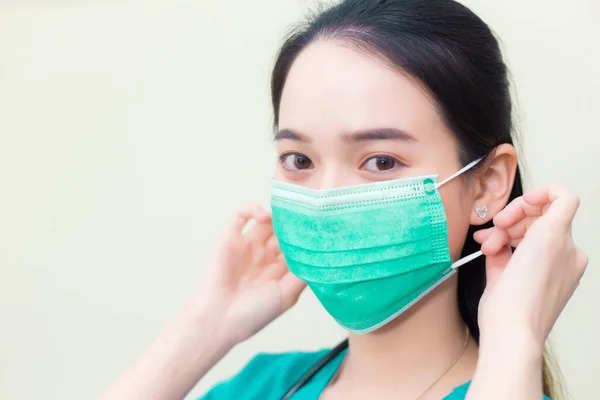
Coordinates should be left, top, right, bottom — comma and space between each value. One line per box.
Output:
280, 153, 314, 170
362, 156, 398, 172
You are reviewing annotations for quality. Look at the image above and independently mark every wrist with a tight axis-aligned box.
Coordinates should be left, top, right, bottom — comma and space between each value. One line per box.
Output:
477, 325, 543, 375
181, 293, 239, 349
469, 327, 544, 400
479, 324, 543, 358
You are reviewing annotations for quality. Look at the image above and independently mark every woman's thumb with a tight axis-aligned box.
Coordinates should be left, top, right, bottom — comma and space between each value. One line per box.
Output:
484, 244, 512, 290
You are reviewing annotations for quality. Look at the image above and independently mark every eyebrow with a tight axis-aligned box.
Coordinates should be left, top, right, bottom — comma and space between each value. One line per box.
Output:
273, 128, 312, 142
343, 128, 417, 143
273, 127, 417, 143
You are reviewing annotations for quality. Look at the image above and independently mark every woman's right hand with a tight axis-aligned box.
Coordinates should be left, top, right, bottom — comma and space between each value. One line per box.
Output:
194, 204, 306, 345
100, 204, 302, 400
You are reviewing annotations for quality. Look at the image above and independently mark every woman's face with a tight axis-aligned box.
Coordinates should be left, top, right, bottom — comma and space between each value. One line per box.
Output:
274, 40, 475, 260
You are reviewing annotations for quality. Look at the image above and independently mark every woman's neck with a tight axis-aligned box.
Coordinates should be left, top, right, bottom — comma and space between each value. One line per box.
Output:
330, 277, 479, 398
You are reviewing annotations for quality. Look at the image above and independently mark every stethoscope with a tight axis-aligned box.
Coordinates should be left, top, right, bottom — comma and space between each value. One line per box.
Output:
280, 339, 349, 400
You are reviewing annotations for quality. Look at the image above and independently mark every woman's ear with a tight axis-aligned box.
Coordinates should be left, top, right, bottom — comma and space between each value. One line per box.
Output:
470, 144, 518, 226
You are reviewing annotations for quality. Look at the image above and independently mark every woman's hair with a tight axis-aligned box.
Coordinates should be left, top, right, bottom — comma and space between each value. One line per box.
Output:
270, 0, 563, 398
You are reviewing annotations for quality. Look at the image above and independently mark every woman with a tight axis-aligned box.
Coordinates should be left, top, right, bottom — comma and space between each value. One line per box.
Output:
102, 0, 587, 399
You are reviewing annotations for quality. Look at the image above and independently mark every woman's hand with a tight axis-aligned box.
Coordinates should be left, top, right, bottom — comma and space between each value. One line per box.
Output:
466, 185, 588, 400
473, 185, 588, 346
101, 204, 305, 400
195, 204, 306, 345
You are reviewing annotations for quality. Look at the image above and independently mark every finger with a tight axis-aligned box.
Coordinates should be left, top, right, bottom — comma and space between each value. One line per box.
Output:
230, 204, 271, 234
481, 227, 510, 255
524, 184, 580, 223
258, 234, 281, 267
248, 245, 267, 278
523, 184, 570, 205
261, 257, 288, 281
507, 237, 523, 248
265, 235, 281, 257
484, 244, 512, 290
256, 205, 272, 223
237, 204, 271, 224
505, 216, 536, 241
493, 196, 543, 229
473, 228, 493, 244
482, 228, 527, 253
278, 271, 307, 310
246, 220, 274, 246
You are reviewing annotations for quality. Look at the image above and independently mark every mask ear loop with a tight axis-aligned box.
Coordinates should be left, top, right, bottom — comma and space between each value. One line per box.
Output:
451, 250, 483, 269
435, 158, 483, 189
432, 157, 485, 269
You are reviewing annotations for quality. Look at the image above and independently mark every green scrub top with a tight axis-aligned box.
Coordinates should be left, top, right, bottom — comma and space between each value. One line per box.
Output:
199, 348, 551, 399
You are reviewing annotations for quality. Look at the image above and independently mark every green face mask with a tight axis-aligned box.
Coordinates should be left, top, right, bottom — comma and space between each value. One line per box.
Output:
270, 160, 483, 334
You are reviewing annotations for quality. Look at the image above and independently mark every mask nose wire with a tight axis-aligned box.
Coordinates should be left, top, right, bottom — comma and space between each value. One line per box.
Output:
434, 158, 483, 190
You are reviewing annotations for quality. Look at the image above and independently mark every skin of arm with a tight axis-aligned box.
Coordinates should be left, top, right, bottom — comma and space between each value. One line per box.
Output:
100, 300, 234, 400
467, 329, 543, 400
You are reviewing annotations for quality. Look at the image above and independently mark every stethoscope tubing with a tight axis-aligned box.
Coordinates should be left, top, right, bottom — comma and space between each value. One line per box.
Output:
280, 339, 349, 400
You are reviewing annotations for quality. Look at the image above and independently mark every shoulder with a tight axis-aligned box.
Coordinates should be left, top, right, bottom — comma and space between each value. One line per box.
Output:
198, 349, 330, 400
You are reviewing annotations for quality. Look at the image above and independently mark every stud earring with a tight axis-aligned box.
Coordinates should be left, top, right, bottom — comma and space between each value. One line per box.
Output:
475, 205, 488, 220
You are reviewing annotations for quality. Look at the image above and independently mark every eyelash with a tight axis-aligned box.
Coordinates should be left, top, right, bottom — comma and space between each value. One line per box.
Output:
278, 152, 314, 171
278, 152, 405, 172
360, 154, 405, 172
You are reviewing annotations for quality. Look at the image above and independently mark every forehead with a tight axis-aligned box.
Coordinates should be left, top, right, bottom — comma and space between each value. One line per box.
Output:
278, 40, 445, 139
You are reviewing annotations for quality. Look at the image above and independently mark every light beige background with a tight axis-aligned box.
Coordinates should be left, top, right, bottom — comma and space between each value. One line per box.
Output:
0, 0, 597, 399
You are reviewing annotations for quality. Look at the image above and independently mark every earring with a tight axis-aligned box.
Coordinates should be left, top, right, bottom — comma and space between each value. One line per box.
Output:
475, 205, 488, 220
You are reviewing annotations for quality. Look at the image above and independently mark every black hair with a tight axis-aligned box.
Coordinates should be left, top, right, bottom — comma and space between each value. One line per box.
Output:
270, 0, 558, 397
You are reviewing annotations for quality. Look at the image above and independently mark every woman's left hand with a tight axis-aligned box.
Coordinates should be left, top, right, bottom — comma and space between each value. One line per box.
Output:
473, 184, 588, 349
